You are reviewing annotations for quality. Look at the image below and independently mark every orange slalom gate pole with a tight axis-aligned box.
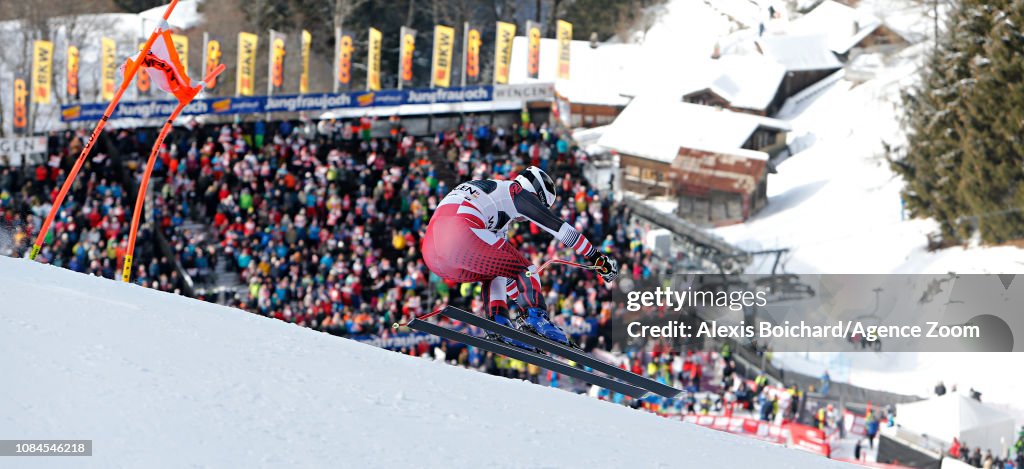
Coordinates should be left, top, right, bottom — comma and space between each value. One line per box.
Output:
121, 103, 187, 283
122, 64, 224, 283
29, 0, 181, 261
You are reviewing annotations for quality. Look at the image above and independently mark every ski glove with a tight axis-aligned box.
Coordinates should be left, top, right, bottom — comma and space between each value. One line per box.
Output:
593, 253, 619, 283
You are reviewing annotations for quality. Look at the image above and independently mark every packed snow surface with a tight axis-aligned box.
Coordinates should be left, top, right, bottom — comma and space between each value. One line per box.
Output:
0, 257, 847, 468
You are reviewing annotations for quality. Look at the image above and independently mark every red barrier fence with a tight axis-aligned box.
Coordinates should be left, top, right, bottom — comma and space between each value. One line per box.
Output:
677, 414, 831, 457
843, 409, 868, 436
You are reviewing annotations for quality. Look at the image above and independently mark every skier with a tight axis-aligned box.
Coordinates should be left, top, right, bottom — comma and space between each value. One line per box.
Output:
422, 166, 618, 347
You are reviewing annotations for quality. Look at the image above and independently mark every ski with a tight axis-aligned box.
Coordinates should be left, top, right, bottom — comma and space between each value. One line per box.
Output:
406, 317, 651, 399
440, 307, 682, 399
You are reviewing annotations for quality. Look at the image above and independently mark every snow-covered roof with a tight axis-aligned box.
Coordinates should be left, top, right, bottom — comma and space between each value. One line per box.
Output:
571, 125, 614, 155
755, 34, 842, 72
508, 37, 638, 106
872, 2, 930, 44
676, 55, 786, 111
787, 0, 883, 54
598, 95, 789, 163
571, 125, 607, 147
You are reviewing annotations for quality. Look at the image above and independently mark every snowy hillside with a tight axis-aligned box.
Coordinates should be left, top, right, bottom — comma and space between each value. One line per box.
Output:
688, 0, 1024, 414
617, 1, 1024, 273
712, 42, 1024, 274
602, 0, 1024, 421
0, 256, 848, 468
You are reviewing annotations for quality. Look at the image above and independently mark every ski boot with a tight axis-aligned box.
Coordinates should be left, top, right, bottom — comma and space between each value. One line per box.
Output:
522, 307, 571, 346
486, 314, 536, 352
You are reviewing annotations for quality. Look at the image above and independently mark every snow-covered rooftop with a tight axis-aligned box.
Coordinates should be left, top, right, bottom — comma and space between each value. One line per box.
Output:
786, 0, 883, 54
864, 0, 932, 44
676, 54, 786, 111
508, 37, 638, 106
571, 125, 610, 154
599, 95, 789, 163
755, 34, 843, 72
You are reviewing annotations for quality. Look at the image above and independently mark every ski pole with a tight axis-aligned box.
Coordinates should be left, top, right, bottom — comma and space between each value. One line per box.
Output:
122, 64, 225, 283
540, 257, 606, 287
391, 257, 601, 329
392, 306, 448, 329
29, 0, 181, 261
538, 258, 601, 272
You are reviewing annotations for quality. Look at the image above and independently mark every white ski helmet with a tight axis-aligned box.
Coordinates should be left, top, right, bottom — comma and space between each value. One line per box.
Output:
515, 166, 557, 208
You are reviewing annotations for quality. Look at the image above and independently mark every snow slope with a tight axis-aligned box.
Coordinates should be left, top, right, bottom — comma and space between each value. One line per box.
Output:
0, 256, 848, 468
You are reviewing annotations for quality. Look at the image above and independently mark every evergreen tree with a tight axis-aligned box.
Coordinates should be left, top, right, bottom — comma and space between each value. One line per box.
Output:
958, 0, 1024, 243
895, 1, 979, 241
564, 0, 659, 41
894, 0, 1024, 243
247, 0, 295, 32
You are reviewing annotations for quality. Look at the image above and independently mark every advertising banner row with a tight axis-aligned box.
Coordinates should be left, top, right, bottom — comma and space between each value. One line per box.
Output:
59, 83, 555, 123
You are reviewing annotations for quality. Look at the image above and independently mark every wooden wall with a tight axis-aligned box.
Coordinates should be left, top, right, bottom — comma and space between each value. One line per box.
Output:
619, 149, 770, 225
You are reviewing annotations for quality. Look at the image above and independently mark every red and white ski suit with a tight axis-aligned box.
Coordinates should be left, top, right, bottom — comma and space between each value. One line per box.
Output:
422, 178, 597, 317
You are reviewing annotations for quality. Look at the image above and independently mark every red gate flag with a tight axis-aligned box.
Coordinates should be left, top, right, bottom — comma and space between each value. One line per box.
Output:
122, 30, 197, 103
120, 33, 225, 283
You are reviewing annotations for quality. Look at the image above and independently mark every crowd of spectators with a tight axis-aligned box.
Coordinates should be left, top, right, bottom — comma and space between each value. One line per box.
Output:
951, 436, 1021, 469
1, 115, 671, 372
88, 115, 668, 349
5, 118, 819, 446
1, 117, 778, 421
0, 121, 861, 428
